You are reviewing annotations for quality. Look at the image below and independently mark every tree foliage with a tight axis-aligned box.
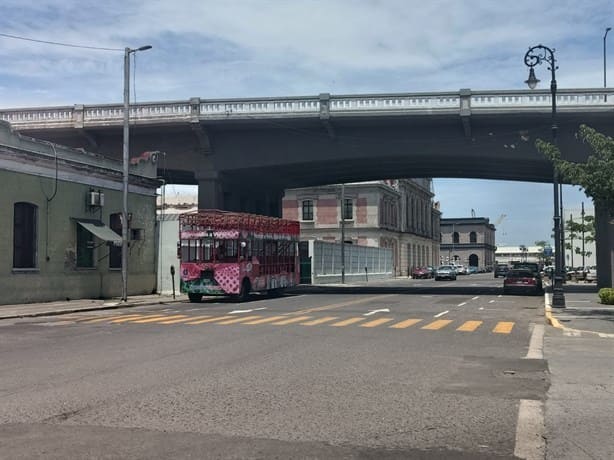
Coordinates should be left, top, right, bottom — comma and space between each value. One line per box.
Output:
536, 125, 614, 213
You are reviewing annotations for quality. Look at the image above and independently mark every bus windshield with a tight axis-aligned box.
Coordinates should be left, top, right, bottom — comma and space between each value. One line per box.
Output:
180, 237, 238, 263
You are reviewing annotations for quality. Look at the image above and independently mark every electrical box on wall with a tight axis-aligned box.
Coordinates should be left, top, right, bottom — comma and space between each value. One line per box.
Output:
88, 190, 105, 207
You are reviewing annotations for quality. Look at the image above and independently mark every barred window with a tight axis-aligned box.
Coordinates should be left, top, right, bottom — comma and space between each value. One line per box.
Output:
13, 202, 37, 268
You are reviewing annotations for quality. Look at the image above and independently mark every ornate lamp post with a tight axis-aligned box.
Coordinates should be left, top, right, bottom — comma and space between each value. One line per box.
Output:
605, 27, 611, 102
524, 44, 565, 307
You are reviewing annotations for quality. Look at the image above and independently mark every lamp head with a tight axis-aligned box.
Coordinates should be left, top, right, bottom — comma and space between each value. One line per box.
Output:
137, 45, 152, 51
525, 67, 540, 89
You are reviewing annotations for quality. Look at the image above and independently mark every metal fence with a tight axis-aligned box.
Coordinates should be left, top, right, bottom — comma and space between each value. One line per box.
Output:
311, 240, 393, 283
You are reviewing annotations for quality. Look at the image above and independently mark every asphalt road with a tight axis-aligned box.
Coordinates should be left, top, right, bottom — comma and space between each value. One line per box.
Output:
0, 274, 547, 459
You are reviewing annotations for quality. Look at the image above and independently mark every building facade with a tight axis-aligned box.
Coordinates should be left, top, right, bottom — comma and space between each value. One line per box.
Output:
495, 246, 545, 265
282, 179, 441, 276
0, 121, 159, 305
440, 217, 496, 269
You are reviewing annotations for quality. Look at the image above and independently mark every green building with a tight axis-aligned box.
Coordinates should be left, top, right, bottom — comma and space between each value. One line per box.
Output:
0, 121, 159, 304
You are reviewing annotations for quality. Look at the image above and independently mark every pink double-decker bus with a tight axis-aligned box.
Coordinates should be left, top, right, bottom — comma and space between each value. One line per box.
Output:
179, 210, 300, 302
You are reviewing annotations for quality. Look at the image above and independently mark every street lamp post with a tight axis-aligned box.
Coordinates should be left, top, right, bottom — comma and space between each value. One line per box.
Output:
122, 45, 152, 302
340, 183, 345, 284
605, 27, 611, 102
524, 44, 565, 307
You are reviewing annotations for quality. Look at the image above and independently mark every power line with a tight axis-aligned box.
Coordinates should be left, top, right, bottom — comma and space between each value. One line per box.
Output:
0, 32, 122, 52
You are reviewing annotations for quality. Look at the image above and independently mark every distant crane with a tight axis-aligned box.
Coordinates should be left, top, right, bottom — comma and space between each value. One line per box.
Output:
494, 214, 507, 245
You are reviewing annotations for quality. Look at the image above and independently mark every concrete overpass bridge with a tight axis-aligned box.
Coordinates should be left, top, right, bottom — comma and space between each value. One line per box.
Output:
2, 87, 613, 208
2, 87, 614, 287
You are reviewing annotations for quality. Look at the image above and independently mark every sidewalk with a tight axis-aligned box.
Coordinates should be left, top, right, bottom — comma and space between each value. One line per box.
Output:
0, 294, 186, 320
543, 284, 614, 459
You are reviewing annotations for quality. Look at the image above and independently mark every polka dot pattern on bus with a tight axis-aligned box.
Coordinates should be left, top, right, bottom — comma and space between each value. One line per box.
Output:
215, 265, 241, 293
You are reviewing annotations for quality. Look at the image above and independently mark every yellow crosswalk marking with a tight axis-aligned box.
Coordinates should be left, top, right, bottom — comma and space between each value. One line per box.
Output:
301, 316, 339, 326
360, 318, 395, 328
457, 320, 483, 332
185, 315, 234, 325
110, 315, 156, 323
493, 321, 514, 334
271, 316, 312, 325
243, 316, 288, 325
156, 315, 203, 324
421, 319, 453, 330
389, 318, 422, 329
215, 315, 262, 325
331, 317, 365, 327
83, 314, 141, 323
131, 315, 185, 324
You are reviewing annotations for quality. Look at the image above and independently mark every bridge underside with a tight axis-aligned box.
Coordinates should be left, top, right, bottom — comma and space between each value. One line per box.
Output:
13, 109, 614, 288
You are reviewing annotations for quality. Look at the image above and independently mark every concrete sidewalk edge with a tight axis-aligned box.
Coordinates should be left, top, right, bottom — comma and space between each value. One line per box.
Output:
544, 292, 614, 338
0, 297, 183, 321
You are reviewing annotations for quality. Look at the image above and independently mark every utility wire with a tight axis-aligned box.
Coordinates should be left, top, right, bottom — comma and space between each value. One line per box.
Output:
0, 32, 122, 51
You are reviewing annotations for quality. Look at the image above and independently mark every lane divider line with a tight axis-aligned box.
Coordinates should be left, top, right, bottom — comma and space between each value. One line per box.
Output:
434, 310, 449, 318
301, 317, 339, 326
493, 321, 514, 334
289, 294, 398, 316
331, 317, 365, 327
457, 320, 483, 332
421, 319, 453, 330
389, 318, 422, 329
360, 318, 395, 328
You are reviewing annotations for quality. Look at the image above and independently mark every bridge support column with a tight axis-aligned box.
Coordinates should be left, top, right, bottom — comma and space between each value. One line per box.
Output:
595, 202, 614, 288
196, 172, 223, 210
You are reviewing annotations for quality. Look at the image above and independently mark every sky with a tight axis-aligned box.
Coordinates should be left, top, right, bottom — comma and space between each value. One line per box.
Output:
0, 0, 609, 246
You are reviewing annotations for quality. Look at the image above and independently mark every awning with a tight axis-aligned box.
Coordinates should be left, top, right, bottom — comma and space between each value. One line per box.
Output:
75, 219, 122, 245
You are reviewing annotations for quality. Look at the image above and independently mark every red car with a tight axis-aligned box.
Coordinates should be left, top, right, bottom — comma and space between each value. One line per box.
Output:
503, 269, 543, 295
411, 267, 432, 279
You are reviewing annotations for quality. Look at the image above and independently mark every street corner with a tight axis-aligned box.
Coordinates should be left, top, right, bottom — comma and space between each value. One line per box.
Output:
543, 293, 614, 338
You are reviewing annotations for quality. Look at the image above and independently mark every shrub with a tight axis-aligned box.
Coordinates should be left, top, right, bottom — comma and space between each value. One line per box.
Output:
598, 288, 614, 305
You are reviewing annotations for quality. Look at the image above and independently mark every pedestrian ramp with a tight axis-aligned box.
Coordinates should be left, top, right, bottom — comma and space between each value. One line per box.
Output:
68, 313, 516, 335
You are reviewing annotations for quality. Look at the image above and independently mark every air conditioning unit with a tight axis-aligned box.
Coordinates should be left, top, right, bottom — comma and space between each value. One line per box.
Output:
88, 190, 105, 207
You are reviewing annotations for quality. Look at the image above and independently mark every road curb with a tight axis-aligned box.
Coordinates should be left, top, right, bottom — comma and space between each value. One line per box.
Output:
543, 292, 614, 338
0, 298, 179, 321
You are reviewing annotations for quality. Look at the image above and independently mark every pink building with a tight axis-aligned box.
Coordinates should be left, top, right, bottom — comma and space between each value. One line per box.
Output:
283, 179, 441, 276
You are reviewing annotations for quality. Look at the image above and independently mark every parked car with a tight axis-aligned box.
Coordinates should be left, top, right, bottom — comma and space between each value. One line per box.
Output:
503, 269, 544, 295
494, 265, 509, 278
435, 265, 457, 281
411, 266, 432, 279
511, 262, 541, 278
585, 267, 597, 283
468, 266, 478, 274
454, 265, 468, 275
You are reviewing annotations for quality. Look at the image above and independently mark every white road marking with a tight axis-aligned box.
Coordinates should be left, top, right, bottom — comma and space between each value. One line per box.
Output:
364, 308, 390, 316
489, 300, 495, 304
229, 307, 267, 314
457, 302, 467, 307
471, 296, 480, 300
497, 295, 503, 298
479, 307, 484, 310
434, 310, 449, 318
514, 324, 546, 460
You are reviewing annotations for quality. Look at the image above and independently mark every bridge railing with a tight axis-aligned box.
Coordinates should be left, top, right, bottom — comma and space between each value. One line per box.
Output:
1, 88, 612, 129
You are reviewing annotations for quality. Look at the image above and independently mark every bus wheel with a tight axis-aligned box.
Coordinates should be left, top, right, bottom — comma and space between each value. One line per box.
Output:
188, 293, 202, 303
236, 279, 250, 302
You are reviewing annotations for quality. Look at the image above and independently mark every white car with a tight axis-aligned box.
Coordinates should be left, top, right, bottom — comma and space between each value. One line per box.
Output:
585, 267, 597, 283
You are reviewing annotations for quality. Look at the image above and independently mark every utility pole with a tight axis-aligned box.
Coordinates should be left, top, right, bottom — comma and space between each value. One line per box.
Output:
340, 183, 345, 284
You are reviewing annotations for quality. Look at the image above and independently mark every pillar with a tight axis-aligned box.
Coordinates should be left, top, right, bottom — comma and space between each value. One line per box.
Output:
196, 171, 223, 210
595, 202, 614, 288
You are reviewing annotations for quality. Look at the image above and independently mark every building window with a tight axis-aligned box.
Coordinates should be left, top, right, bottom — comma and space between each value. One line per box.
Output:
76, 224, 95, 268
302, 200, 313, 221
470, 231, 477, 243
109, 213, 122, 269
13, 202, 37, 269
453, 232, 460, 244
343, 198, 353, 220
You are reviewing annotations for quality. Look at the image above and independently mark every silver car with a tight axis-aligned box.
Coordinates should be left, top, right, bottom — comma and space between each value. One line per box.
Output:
435, 265, 457, 281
